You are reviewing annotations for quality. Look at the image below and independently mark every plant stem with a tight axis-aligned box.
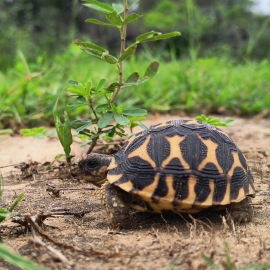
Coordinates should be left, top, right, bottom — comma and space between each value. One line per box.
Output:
86, 135, 99, 154
112, 0, 128, 103
87, 99, 101, 154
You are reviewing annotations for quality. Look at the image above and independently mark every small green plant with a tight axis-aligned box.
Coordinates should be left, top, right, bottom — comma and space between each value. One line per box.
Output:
20, 127, 49, 139
195, 114, 234, 127
53, 0, 180, 157
0, 173, 45, 269
0, 173, 24, 242
201, 243, 270, 270
53, 99, 73, 163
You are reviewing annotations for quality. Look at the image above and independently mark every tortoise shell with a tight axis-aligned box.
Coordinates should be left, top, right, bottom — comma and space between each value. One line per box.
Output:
106, 120, 255, 213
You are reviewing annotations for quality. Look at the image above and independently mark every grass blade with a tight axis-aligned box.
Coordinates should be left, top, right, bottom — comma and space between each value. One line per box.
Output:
0, 243, 47, 270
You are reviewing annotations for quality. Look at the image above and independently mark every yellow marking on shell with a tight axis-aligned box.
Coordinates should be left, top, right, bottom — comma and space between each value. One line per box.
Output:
248, 183, 255, 195
176, 176, 197, 210
199, 180, 215, 207
162, 135, 190, 169
218, 182, 231, 205
227, 151, 246, 179
128, 135, 156, 168
108, 173, 123, 184
147, 201, 163, 213
107, 157, 118, 170
158, 175, 176, 210
116, 180, 133, 193
113, 202, 117, 207
130, 204, 148, 212
197, 137, 223, 174
134, 173, 160, 201
231, 187, 246, 203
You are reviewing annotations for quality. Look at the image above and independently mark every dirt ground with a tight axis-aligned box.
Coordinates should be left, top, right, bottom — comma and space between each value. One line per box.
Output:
0, 115, 270, 270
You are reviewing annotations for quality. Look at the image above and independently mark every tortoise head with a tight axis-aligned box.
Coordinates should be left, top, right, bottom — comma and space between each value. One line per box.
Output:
78, 153, 112, 187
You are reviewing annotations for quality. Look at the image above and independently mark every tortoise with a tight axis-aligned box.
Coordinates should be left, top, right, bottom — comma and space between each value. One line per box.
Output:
79, 120, 255, 227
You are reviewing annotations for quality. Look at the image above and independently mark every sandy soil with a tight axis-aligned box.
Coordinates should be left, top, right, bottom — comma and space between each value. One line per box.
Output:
0, 115, 270, 270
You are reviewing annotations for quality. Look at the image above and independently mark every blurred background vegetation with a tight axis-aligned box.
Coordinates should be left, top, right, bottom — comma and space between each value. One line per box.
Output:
1, 0, 270, 129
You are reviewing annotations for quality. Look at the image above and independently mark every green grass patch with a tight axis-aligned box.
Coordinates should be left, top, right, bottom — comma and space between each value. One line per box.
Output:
1, 47, 270, 128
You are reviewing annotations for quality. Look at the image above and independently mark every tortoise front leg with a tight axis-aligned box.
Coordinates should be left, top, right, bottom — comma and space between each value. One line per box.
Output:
100, 181, 130, 228
227, 198, 253, 223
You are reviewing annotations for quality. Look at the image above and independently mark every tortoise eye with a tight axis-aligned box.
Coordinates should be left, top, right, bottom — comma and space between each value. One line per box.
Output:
86, 160, 98, 169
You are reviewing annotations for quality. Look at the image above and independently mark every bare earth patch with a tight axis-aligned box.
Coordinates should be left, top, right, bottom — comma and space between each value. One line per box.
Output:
0, 115, 270, 270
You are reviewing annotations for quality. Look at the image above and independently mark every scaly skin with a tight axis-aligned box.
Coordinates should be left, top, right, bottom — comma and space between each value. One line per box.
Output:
100, 181, 130, 228
226, 197, 253, 223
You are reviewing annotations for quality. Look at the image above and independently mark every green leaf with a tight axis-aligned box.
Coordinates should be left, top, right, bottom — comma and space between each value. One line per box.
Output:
83, 0, 114, 13
63, 112, 73, 157
96, 79, 106, 92
53, 100, 73, 158
114, 114, 130, 125
67, 102, 86, 110
0, 209, 11, 223
106, 10, 123, 26
112, 3, 124, 14
0, 243, 47, 270
85, 81, 92, 96
85, 18, 114, 27
67, 79, 78, 86
129, 116, 146, 130
195, 115, 234, 127
123, 108, 147, 116
126, 72, 139, 83
67, 83, 89, 97
20, 127, 47, 139
118, 44, 137, 62
201, 254, 220, 270
137, 61, 159, 83
67, 87, 83, 96
78, 83, 88, 96
107, 127, 116, 137
101, 53, 118, 64
71, 119, 92, 133
112, 104, 123, 114
105, 82, 121, 91
46, 154, 66, 169
136, 31, 158, 42
137, 31, 181, 43
138, 122, 148, 130
9, 193, 24, 212
116, 126, 125, 133
97, 112, 113, 128
74, 40, 108, 53
129, 116, 146, 122
95, 104, 109, 114
122, 14, 142, 25
83, 49, 103, 60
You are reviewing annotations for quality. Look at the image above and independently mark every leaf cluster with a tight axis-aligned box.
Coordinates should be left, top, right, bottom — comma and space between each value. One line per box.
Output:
58, 0, 180, 154
195, 115, 234, 127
